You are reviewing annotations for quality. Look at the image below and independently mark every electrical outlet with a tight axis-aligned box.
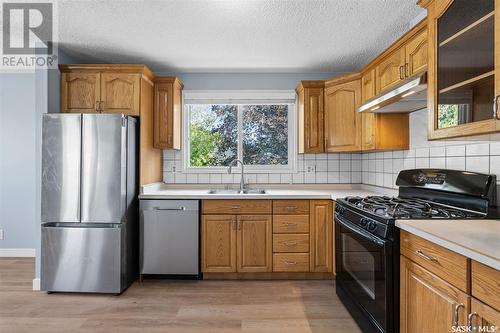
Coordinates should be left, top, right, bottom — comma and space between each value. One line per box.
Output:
0, 229, 4, 240
306, 165, 315, 173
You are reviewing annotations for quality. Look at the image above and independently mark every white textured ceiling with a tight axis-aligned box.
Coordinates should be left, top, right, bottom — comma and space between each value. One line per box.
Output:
58, 0, 425, 73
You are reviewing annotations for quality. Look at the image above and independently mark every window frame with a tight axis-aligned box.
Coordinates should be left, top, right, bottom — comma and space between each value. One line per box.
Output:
182, 90, 297, 174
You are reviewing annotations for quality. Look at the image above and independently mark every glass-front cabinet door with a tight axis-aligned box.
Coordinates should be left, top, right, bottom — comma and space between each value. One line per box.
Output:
426, 0, 500, 139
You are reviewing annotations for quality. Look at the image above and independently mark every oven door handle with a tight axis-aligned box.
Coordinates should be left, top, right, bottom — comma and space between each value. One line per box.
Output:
335, 214, 386, 246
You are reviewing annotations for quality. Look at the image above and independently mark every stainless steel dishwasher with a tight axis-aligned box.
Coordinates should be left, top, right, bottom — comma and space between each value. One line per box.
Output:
140, 200, 200, 277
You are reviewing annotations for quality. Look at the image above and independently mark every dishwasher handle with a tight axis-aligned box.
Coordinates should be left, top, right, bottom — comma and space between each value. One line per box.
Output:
152, 206, 186, 211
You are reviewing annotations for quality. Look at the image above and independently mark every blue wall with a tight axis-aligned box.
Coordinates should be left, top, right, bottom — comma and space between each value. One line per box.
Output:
157, 72, 338, 90
0, 73, 38, 249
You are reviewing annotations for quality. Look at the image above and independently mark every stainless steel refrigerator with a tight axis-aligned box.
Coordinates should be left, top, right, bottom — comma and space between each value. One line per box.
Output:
41, 113, 138, 293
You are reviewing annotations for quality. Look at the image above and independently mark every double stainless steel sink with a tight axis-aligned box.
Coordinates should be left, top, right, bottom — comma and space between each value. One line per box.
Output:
207, 189, 267, 194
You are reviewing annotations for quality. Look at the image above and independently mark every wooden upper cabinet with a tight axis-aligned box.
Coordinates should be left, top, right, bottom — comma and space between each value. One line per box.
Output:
424, 0, 500, 139
237, 215, 272, 273
405, 29, 428, 76
153, 77, 183, 149
400, 256, 469, 333
362, 113, 409, 151
296, 81, 325, 153
100, 73, 141, 116
361, 70, 376, 103
309, 200, 333, 273
375, 47, 406, 94
361, 113, 376, 151
324, 75, 362, 152
201, 215, 237, 273
61, 72, 100, 113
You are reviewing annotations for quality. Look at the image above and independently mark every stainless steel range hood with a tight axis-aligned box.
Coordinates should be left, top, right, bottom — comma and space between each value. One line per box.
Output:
357, 73, 427, 113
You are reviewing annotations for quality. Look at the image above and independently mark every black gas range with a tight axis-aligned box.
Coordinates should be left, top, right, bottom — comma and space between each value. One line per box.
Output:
334, 169, 498, 333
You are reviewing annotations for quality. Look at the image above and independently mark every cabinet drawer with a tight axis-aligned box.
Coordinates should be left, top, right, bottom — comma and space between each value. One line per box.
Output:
401, 230, 468, 292
273, 234, 309, 253
273, 200, 310, 215
472, 261, 500, 310
202, 200, 271, 215
273, 253, 309, 272
273, 215, 309, 233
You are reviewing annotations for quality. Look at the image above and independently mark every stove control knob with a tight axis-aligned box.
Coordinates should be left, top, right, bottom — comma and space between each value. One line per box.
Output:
368, 221, 377, 231
337, 206, 346, 215
360, 218, 368, 227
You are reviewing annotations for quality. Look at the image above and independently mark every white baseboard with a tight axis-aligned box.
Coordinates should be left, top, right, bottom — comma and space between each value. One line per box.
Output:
0, 248, 36, 257
32, 278, 40, 291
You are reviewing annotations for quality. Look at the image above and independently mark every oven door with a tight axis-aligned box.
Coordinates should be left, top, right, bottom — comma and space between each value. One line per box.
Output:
335, 214, 392, 333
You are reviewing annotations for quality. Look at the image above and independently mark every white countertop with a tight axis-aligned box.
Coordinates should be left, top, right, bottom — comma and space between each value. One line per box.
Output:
139, 183, 383, 200
396, 219, 500, 270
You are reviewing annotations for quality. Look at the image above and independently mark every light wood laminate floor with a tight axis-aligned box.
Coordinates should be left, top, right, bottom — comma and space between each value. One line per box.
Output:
0, 258, 361, 333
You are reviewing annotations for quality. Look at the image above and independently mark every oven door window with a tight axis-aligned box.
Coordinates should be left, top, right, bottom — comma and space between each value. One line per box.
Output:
342, 232, 381, 299
336, 218, 390, 331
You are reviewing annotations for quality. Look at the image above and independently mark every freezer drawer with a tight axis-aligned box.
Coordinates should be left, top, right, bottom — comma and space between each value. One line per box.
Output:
41, 223, 123, 293
140, 200, 199, 275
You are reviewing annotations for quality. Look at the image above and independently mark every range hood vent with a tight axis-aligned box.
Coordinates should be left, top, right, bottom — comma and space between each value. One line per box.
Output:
357, 73, 427, 113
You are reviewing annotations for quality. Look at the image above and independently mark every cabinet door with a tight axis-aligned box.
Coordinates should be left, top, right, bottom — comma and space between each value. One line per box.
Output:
309, 200, 333, 273
201, 215, 237, 273
153, 79, 182, 149
470, 298, 500, 333
61, 72, 100, 113
153, 82, 173, 149
304, 87, 325, 153
405, 29, 428, 77
362, 113, 376, 151
324, 79, 362, 152
400, 256, 469, 333
100, 73, 141, 116
237, 215, 272, 272
375, 47, 405, 94
361, 70, 376, 103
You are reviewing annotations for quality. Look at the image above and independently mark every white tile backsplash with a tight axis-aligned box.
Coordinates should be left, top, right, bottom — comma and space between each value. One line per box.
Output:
163, 109, 500, 188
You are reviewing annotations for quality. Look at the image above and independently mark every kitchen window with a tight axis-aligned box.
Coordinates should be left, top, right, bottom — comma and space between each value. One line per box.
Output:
183, 91, 296, 173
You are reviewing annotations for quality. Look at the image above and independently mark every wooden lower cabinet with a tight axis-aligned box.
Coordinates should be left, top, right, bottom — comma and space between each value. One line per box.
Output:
201, 215, 237, 273
201, 214, 272, 273
470, 298, 500, 333
400, 256, 469, 333
202, 199, 334, 276
309, 200, 333, 273
237, 215, 272, 272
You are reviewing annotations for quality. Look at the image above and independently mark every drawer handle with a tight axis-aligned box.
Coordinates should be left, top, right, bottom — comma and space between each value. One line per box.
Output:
284, 261, 297, 265
415, 250, 438, 262
453, 303, 464, 327
231, 206, 241, 210
284, 241, 298, 246
285, 206, 297, 210
285, 223, 298, 228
